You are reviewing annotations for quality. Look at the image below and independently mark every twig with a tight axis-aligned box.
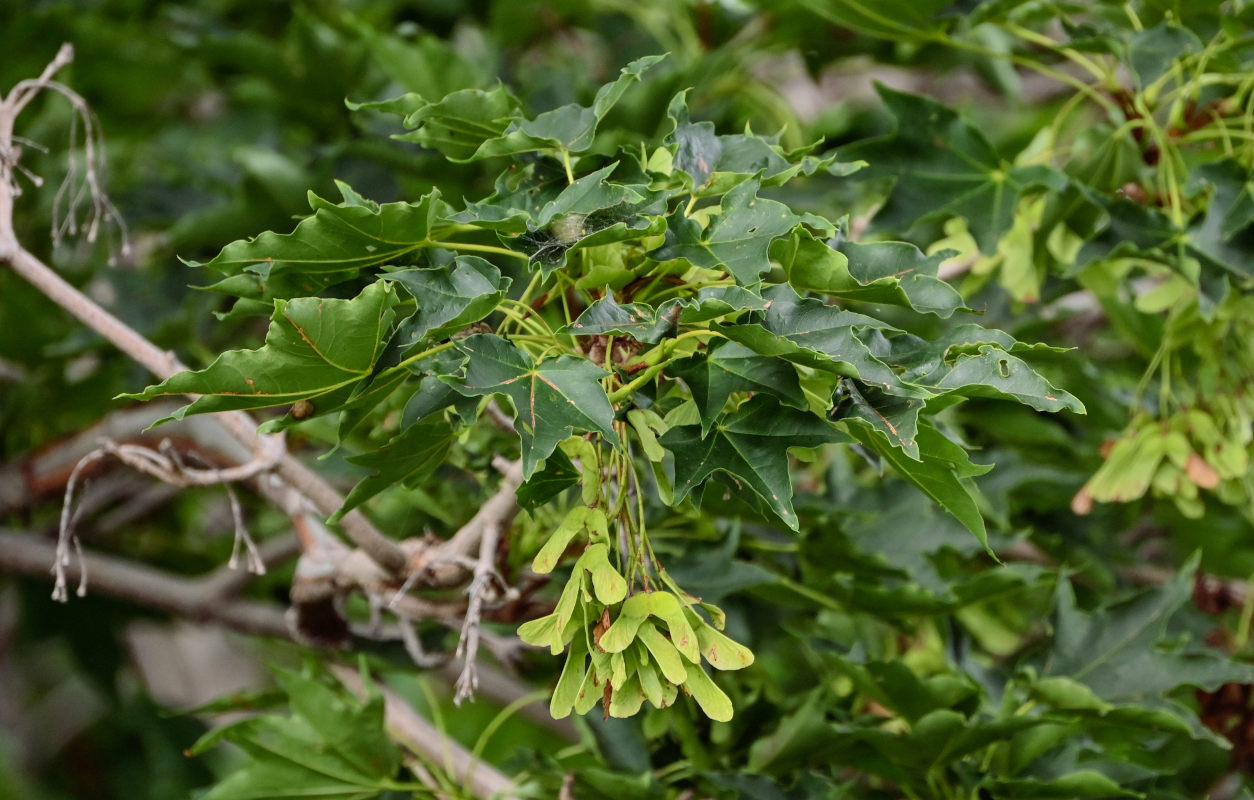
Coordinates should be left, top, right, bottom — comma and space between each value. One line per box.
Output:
0, 47, 407, 577
332, 665, 522, 800
439, 458, 523, 565
0, 244, 406, 576
0, 524, 577, 742
454, 520, 506, 705
0, 528, 289, 637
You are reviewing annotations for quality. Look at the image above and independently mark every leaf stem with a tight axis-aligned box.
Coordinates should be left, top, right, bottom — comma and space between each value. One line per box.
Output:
391, 339, 458, 374
608, 330, 722, 403
428, 239, 530, 261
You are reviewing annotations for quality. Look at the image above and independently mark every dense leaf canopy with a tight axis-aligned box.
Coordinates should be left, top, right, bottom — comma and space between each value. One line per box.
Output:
4, 2, 1254, 800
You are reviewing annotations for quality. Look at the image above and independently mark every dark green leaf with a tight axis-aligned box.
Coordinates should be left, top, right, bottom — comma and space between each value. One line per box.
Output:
720, 284, 912, 393
844, 419, 991, 547
660, 395, 845, 530
385, 256, 510, 347
664, 90, 855, 195
127, 280, 400, 416
667, 340, 807, 434
843, 85, 1066, 252
334, 417, 453, 520
561, 291, 677, 343
444, 334, 617, 477
836, 380, 924, 457
652, 178, 801, 284
516, 447, 581, 510
1044, 554, 1254, 704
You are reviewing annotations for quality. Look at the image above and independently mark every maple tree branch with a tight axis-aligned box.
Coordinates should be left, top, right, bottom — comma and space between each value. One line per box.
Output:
0, 528, 290, 636
0, 46, 408, 578
2, 245, 407, 575
333, 665, 522, 800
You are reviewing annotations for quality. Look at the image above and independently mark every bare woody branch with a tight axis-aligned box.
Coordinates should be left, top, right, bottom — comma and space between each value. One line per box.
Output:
0, 528, 290, 637
0, 525, 576, 741
0, 46, 408, 577
1, 245, 408, 577
333, 666, 522, 800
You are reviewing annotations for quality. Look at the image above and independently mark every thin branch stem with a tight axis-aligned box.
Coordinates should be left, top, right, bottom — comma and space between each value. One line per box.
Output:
332, 666, 521, 800
0, 528, 291, 637
1, 246, 407, 576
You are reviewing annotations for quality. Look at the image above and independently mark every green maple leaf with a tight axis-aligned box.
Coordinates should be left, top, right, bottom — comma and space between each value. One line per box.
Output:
126, 280, 400, 417
333, 418, 453, 521
720, 284, 914, 394
1044, 553, 1254, 704
195, 185, 445, 301
660, 395, 844, 530
189, 666, 400, 800
893, 326, 1084, 414
444, 334, 617, 477
844, 419, 991, 548
472, 55, 665, 158
667, 341, 807, 435
457, 163, 667, 276
561, 291, 677, 343
385, 84, 519, 162
511, 164, 667, 276
652, 177, 801, 284
843, 84, 1066, 252
560, 286, 769, 344
783, 228, 968, 318
453, 161, 568, 233
835, 380, 924, 457
384, 256, 511, 348
664, 90, 856, 196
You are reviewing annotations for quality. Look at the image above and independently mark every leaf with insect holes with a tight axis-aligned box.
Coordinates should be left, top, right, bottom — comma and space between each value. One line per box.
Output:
660, 395, 846, 530
443, 334, 618, 478
891, 326, 1084, 414
195, 186, 446, 301
125, 280, 400, 417
842, 84, 1066, 252
652, 178, 801, 284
